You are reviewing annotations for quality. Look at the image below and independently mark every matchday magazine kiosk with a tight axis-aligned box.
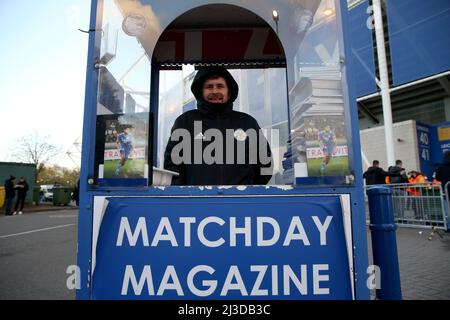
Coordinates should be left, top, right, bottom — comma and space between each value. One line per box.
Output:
78, 0, 370, 300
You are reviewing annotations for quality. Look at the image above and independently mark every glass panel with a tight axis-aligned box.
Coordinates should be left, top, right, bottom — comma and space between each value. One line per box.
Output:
230, 68, 290, 185
157, 69, 185, 169
158, 66, 290, 185
288, 0, 351, 182
92, 0, 354, 186
94, 0, 151, 184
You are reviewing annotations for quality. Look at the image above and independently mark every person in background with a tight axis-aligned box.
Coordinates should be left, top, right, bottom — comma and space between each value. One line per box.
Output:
406, 170, 426, 197
13, 177, 29, 215
363, 160, 389, 185
364, 160, 404, 185
436, 150, 450, 196
3, 175, 16, 216
387, 160, 408, 213
72, 179, 80, 206
406, 170, 427, 218
388, 160, 408, 184
432, 172, 442, 187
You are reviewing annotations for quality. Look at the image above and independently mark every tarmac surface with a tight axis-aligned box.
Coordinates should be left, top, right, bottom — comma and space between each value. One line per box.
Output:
0, 205, 449, 300
0, 207, 77, 300
367, 226, 450, 300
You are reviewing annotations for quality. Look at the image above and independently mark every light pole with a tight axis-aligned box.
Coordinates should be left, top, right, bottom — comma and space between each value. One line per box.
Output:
272, 10, 279, 34
373, 0, 396, 166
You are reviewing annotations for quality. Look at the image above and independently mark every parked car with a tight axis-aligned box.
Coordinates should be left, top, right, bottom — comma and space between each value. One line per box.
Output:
40, 185, 54, 202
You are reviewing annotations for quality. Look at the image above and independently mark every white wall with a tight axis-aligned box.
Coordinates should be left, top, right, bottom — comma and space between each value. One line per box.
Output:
360, 120, 420, 173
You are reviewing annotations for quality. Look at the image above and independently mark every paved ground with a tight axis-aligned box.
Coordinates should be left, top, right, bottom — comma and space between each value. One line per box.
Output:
396, 227, 450, 300
367, 226, 450, 300
0, 206, 449, 300
0, 209, 77, 300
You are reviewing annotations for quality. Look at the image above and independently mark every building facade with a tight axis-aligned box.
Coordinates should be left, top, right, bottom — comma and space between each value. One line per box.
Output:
349, 0, 450, 174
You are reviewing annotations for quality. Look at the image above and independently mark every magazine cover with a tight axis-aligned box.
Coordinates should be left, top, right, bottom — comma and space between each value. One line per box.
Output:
303, 115, 349, 177
101, 113, 148, 178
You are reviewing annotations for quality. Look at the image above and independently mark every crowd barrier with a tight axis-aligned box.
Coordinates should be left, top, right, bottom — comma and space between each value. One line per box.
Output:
365, 183, 448, 230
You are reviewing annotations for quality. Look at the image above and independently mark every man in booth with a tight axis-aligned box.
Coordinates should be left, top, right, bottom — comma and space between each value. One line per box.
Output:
164, 66, 273, 185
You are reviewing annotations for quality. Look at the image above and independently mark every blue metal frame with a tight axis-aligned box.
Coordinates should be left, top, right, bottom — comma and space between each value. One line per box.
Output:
336, 0, 370, 300
150, 60, 160, 169
77, 0, 104, 300
77, 0, 370, 300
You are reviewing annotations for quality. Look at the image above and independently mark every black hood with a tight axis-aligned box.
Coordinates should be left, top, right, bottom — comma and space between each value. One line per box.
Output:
191, 67, 239, 114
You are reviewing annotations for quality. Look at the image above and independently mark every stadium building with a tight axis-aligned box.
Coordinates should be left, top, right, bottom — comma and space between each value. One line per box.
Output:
348, 0, 450, 177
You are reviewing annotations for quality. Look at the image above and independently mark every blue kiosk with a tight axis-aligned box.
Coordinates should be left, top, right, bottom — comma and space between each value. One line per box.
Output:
78, 0, 369, 300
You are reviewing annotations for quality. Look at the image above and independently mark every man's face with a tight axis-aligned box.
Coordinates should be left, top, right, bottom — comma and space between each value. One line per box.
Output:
325, 126, 331, 132
202, 76, 230, 104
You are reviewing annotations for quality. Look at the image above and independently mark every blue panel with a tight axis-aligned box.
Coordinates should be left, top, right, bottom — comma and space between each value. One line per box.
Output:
416, 121, 450, 180
348, 0, 377, 97
98, 178, 148, 187
296, 175, 347, 185
431, 121, 450, 163
92, 196, 352, 300
416, 122, 434, 180
387, 0, 450, 85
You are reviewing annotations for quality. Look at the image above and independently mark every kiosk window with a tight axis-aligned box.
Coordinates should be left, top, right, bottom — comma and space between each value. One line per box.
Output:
90, 0, 355, 187
157, 66, 291, 185
93, 0, 152, 185
288, 0, 352, 182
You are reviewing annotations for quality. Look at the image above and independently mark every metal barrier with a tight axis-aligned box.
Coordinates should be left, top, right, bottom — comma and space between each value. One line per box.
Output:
444, 181, 450, 229
390, 183, 447, 230
444, 181, 450, 209
365, 183, 448, 230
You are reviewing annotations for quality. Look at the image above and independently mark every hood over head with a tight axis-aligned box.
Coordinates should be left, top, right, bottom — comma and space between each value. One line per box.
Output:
190, 66, 239, 114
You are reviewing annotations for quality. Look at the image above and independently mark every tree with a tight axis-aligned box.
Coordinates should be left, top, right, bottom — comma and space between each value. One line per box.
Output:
11, 130, 63, 177
37, 165, 80, 186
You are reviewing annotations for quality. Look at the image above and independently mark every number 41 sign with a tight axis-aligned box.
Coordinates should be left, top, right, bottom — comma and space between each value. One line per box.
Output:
416, 123, 432, 177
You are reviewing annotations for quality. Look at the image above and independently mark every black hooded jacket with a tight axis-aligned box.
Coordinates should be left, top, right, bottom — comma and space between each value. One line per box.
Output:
363, 166, 388, 185
363, 165, 403, 185
15, 180, 29, 197
164, 67, 273, 185
436, 151, 450, 192
4, 176, 16, 198
388, 165, 408, 183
